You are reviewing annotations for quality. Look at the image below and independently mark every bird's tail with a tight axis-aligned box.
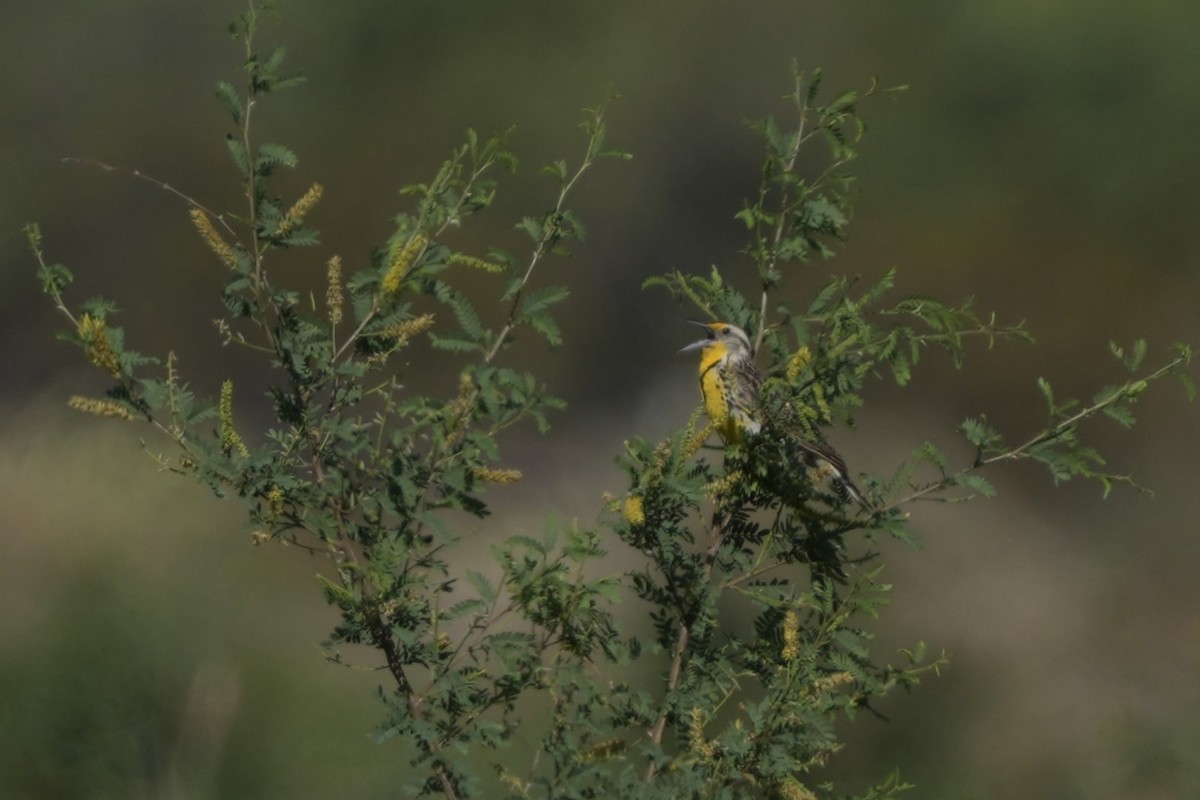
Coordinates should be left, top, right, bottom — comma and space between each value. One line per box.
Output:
792, 437, 872, 513
831, 472, 869, 511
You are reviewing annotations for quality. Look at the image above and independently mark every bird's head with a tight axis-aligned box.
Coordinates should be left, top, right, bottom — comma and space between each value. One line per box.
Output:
679, 321, 754, 359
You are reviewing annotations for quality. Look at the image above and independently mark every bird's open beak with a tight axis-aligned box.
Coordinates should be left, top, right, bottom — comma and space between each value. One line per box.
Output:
678, 320, 713, 354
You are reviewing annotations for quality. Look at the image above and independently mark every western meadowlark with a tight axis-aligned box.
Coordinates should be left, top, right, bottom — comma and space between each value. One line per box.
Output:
680, 320, 866, 508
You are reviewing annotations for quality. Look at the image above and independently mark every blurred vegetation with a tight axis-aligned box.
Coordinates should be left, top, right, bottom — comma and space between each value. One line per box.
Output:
5, 1, 1200, 799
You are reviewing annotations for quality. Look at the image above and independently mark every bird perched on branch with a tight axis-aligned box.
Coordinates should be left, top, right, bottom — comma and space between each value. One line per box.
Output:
680, 320, 866, 508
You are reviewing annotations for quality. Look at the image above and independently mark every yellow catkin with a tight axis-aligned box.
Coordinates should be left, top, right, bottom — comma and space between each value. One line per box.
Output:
814, 671, 855, 693
471, 466, 523, 484
377, 599, 400, 620
165, 350, 179, 408
782, 609, 801, 661
380, 233, 428, 296
277, 182, 323, 236
683, 424, 714, 459
76, 314, 122, 377
67, 395, 137, 421
704, 469, 743, 498
441, 372, 475, 444
448, 252, 504, 273
379, 313, 435, 344
265, 485, 285, 519
622, 495, 646, 527
219, 380, 250, 458
785, 345, 813, 382
793, 400, 819, 438
778, 779, 819, 800
325, 255, 344, 326
680, 407, 713, 459
688, 708, 716, 760
581, 737, 625, 763
189, 208, 239, 268
811, 382, 831, 424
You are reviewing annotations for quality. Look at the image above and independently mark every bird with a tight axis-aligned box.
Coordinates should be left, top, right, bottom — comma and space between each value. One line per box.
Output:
680, 320, 867, 508
679, 320, 762, 443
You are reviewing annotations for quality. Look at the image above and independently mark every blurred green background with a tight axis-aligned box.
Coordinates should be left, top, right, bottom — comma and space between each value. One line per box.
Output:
4, 1, 1200, 798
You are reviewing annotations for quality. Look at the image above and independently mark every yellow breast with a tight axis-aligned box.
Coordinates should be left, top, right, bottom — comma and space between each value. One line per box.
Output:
697, 343, 741, 441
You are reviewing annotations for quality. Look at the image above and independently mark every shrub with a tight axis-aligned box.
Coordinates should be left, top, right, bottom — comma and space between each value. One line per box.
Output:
29, 5, 1192, 798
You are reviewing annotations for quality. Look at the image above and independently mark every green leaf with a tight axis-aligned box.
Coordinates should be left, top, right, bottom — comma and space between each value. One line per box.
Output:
733, 205, 760, 230
1111, 339, 1148, 372
256, 142, 299, 173
541, 159, 568, 180
445, 598, 486, 620
460, 573, 494, 604
429, 333, 482, 353
520, 285, 570, 317
805, 67, 825, 106
807, 277, 842, 315
1036, 377, 1053, 410
264, 45, 287, 73
81, 296, 119, 320
828, 88, 859, 112
959, 417, 999, 450
1178, 371, 1197, 403
915, 441, 946, 471
527, 313, 563, 346
890, 358, 912, 387
269, 74, 307, 93
214, 81, 243, 124
38, 262, 74, 295
276, 228, 320, 248
1129, 339, 1148, 371
1101, 401, 1137, 427
224, 134, 250, 176
448, 293, 483, 340
516, 216, 543, 241
953, 472, 996, 498
505, 534, 547, 555
799, 195, 848, 236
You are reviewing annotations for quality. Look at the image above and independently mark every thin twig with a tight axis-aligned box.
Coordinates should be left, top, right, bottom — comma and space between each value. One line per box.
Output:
875, 355, 1188, 514
61, 157, 241, 239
